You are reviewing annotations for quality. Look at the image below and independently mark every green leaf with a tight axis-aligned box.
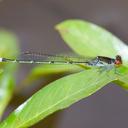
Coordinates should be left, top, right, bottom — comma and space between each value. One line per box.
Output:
114, 66, 128, 90
56, 20, 128, 63
115, 80, 128, 90
0, 64, 15, 118
30, 64, 82, 75
0, 30, 19, 58
23, 64, 85, 86
0, 30, 19, 118
0, 68, 118, 128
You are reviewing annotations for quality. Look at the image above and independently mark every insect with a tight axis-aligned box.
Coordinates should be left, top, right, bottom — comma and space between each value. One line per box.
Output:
0, 52, 122, 68
89, 55, 122, 67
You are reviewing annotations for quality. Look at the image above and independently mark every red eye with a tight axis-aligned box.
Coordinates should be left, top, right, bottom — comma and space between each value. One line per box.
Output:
114, 60, 122, 66
115, 55, 122, 66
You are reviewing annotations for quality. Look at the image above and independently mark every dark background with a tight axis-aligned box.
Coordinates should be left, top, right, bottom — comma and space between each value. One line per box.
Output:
0, 0, 128, 128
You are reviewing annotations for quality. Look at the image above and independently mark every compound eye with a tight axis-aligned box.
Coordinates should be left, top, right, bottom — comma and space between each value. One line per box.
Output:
115, 55, 122, 66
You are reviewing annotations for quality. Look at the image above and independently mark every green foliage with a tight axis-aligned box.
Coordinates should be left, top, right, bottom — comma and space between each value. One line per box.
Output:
0, 20, 128, 128
0, 30, 19, 118
56, 20, 128, 64
0, 64, 15, 117
23, 63, 85, 86
0, 30, 19, 58
0, 69, 119, 128
55, 20, 128, 89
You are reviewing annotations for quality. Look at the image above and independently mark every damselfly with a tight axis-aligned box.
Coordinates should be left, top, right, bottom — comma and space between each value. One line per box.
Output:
0, 52, 122, 67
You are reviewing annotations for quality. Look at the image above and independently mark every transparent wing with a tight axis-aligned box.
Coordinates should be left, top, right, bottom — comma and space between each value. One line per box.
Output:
19, 51, 95, 64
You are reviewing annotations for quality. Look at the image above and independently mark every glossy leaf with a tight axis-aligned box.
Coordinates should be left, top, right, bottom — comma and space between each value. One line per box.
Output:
0, 68, 118, 128
56, 20, 128, 64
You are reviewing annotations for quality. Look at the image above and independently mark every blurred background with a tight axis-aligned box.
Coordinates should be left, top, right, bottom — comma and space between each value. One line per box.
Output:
0, 0, 128, 128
